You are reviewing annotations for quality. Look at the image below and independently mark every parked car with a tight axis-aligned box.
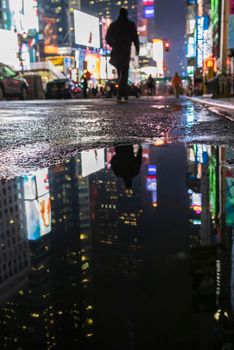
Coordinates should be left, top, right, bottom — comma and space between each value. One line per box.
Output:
0, 63, 28, 100
45, 78, 76, 99
104, 79, 141, 98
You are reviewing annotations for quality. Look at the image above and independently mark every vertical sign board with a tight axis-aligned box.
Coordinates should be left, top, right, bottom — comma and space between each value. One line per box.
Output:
196, 16, 205, 67
196, 16, 209, 67
229, 0, 234, 49
231, 0, 234, 14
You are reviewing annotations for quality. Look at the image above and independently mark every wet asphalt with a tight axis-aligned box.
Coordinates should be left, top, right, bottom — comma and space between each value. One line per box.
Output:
0, 96, 233, 177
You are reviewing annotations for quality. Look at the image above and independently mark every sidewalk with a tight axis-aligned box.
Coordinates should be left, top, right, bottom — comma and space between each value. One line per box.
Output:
187, 96, 234, 121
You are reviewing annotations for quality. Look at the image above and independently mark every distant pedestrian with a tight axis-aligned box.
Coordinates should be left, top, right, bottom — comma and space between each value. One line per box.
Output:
172, 72, 182, 98
146, 74, 155, 96
106, 8, 139, 102
81, 75, 88, 98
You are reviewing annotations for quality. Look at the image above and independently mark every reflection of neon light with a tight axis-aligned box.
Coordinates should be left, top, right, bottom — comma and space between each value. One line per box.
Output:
193, 219, 202, 225
192, 205, 202, 214
23, 169, 51, 240
148, 164, 157, 175
146, 164, 158, 207
190, 191, 202, 214
152, 190, 157, 207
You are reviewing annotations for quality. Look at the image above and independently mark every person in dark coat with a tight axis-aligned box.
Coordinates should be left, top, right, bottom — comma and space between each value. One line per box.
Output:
110, 145, 142, 188
106, 8, 139, 101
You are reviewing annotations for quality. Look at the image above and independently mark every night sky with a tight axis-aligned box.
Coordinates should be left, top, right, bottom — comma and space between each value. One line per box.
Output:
155, 0, 186, 76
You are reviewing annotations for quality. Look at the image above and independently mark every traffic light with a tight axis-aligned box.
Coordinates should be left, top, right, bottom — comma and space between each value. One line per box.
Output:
164, 42, 170, 52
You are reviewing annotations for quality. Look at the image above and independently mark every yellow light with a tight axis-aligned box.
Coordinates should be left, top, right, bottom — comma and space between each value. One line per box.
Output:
87, 318, 94, 325
214, 309, 221, 321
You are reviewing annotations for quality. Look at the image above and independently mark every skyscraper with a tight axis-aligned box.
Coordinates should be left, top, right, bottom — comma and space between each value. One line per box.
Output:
81, 0, 138, 22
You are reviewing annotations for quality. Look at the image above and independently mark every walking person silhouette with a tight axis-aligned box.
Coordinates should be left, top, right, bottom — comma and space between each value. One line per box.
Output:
106, 8, 139, 102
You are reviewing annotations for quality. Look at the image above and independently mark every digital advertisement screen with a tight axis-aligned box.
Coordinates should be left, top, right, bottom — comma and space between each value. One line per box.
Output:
81, 149, 105, 177
23, 169, 51, 240
74, 10, 100, 49
43, 16, 58, 54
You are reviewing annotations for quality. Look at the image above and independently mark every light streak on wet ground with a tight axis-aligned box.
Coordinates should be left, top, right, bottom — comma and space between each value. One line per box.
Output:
0, 97, 233, 177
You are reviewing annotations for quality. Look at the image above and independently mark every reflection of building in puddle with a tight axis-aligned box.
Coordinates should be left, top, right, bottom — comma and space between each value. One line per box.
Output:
0, 156, 96, 348
187, 144, 234, 338
186, 144, 215, 247
91, 146, 144, 281
0, 177, 30, 305
186, 144, 217, 313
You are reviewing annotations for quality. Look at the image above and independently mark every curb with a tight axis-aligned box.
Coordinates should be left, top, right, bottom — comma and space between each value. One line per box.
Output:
186, 96, 234, 121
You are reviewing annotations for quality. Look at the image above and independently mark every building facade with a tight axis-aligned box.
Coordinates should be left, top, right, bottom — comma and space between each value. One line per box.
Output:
81, 0, 138, 22
0, 0, 11, 30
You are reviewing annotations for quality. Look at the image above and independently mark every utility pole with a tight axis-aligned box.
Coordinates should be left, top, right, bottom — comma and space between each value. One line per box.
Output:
220, 0, 229, 73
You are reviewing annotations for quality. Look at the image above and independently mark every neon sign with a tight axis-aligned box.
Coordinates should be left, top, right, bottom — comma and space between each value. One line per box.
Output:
144, 6, 154, 18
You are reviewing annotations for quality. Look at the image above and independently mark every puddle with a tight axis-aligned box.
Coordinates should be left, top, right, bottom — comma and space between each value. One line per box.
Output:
0, 142, 234, 349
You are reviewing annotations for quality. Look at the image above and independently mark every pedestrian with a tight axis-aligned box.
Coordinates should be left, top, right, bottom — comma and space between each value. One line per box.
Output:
106, 8, 139, 102
171, 72, 182, 99
81, 75, 88, 98
146, 74, 155, 96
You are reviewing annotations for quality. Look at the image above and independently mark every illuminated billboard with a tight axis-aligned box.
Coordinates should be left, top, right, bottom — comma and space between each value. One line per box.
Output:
229, 15, 234, 49
144, 6, 155, 18
85, 52, 100, 79
101, 17, 112, 50
9, 0, 39, 33
152, 39, 164, 76
23, 168, 51, 240
0, 29, 19, 67
43, 16, 58, 54
196, 16, 209, 67
74, 10, 100, 49
81, 149, 105, 177
231, 0, 234, 14
187, 36, 196, 58
143, 0, 154, 4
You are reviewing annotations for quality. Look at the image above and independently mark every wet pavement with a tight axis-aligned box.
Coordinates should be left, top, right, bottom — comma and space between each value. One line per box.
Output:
0, 141, 234, 349
0, 97, 233, 177
0, 97, 234, 349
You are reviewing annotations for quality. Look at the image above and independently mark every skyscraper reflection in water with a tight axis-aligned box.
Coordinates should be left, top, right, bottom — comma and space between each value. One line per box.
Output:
0, 143, 234, 349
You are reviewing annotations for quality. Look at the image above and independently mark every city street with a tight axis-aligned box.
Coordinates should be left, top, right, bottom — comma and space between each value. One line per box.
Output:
0, 96, 233, 178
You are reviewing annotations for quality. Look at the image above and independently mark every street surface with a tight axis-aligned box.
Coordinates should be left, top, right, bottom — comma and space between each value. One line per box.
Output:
0, 96, 233, 177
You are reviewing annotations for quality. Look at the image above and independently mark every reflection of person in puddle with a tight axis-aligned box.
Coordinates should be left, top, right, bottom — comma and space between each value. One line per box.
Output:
110, 145, 142, 188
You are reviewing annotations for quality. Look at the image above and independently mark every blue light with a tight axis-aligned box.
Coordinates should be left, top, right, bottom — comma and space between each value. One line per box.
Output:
148, 164, 157, 175
144, 5, 154, 18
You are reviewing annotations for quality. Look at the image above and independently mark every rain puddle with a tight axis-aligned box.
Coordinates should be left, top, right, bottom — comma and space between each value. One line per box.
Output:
0, 142, 234, 349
